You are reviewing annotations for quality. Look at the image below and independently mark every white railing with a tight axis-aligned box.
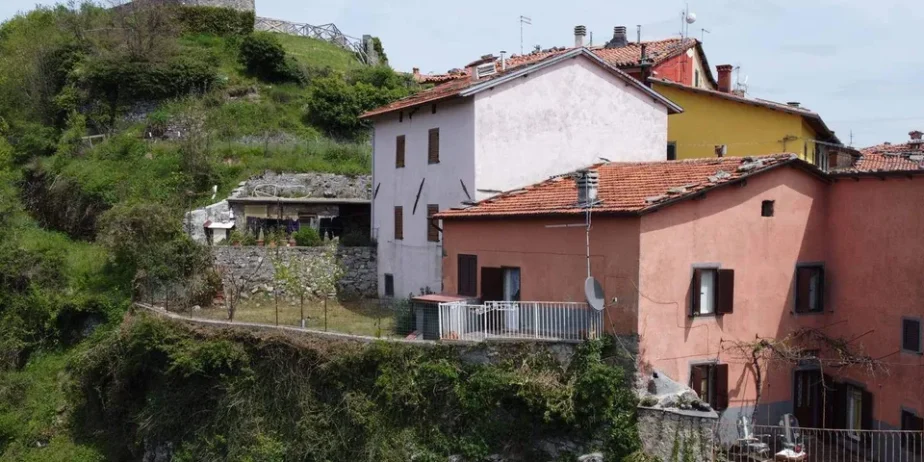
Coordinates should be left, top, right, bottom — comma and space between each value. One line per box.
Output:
730, 425, 924, 462
437, 301, 602, 342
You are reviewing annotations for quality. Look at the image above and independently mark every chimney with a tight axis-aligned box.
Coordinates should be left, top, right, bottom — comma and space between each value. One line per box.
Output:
412, 67, 420, 81
576, 170, 599, 206
787, 102, 801, 108
911, 130, 924, 150
716, 64, 733, 93
574, 25, 587, 48
499, 50, 507, 71
604, 26, 628, 49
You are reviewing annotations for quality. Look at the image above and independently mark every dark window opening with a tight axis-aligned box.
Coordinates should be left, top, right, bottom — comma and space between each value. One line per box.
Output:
903, 318, 922, 353
762, 200, 775, 217
691, 268, 734, 316
399, 112, 403, 123
457, 254, 477, 296
426, 204, 440, 242
428, 128, 440, 164
396, 135, 405, 168
795, 265, 824, 313
690, 363, 729, 410
384, 274, 394, 297
394, 206, 403, 240
902, 410, 924, 447
431, 104, 437, 114
667, 142, 677, 161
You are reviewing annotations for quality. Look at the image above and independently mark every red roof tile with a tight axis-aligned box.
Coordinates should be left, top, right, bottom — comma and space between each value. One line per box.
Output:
835, 143, 924, 173
437, 154, 800, 218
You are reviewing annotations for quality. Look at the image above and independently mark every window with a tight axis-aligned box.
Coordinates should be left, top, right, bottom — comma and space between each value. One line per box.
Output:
457, 254, 478, 296
795, 265, 824, 313
903, 318, 922, 353
384, 274, 394, 297
846, 386, 864, 439
689, 363, 729, 410
399, 111, 403, 123
431, 104, 437, 114
694, 69, 700, 88
428, 128, 440, 164
902, 410, 923, 448
426, 204, 440, 242
395, 135, 405, 168
761, 200, 775, 217
691, 268, 734, 316
394, 206, 403, 240
667, 142, 677, 161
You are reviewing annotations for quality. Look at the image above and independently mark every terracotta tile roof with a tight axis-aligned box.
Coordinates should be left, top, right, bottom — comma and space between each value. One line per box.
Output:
437, 154, 800, 218
361, 48, 683, 119
649, 78, 841, 145
414, 38, 703, 85
832, 142, 924, 173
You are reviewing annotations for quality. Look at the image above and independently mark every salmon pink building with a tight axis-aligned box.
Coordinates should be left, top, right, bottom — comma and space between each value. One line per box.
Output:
436, 141, 924, 441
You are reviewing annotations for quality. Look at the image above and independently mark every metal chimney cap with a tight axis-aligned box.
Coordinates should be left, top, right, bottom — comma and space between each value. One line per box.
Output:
574, 25, 587, 36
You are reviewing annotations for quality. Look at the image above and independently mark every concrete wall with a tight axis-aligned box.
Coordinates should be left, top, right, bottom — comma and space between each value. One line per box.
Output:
371, 98, 475, 297
473, 56, 669, 198
441, 217, 642, 334
826, 177, 924, 428
637, 167, 830, 436
213, 246, 377, 298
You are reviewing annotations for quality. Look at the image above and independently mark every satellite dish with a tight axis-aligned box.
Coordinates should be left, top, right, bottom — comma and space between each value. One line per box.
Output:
584, 277, 605, 311
685, 12, 697, 24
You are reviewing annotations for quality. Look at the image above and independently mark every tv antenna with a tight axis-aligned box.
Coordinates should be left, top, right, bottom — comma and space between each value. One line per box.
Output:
700, 28, 710, 42
519, 15, 532, 55
680, 3, 697, 38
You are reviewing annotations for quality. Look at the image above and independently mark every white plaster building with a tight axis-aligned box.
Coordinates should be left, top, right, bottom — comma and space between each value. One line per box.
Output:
361, 48, 682, 298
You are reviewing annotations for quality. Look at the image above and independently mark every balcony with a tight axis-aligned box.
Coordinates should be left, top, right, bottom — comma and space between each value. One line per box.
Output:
437, 301, 602, 342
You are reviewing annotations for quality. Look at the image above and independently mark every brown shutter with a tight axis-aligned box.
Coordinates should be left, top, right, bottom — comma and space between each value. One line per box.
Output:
715, 364, 729, 410
690, 365, 705, 399
796, 267, 811, 313
396, 135, 405, 168
717, 269, 735, 314
691, 269, 703, 316
428, 128, 440, 164
426, 204, 439, 242
457, 254, 477, 296
481, 267, 504, 302
394, 206, 403, 240
861, 389, 873, 430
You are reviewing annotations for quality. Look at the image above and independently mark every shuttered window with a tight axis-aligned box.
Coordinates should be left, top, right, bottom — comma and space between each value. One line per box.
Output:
396, 135, 405, 168
692, 268, 733, 316
428, 128, 440, 164
689, 363, 729, 410
457, 254, 477, 296
903, 318, 922, 353
426, 204, 440, 242
795, 265, 824, 313
394, 206, 403, 240
667, 142, 677, 161
384, 274, 394, 297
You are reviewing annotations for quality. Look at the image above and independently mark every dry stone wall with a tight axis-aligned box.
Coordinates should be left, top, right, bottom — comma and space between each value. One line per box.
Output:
637, 407, 716, 462
213, 246, 376, 298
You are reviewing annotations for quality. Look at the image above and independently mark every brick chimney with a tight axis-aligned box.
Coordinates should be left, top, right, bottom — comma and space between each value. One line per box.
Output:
911, 130, 924, 149
716, 64, 733, 93
412, 67, 420, 81
574, 25, 587, 48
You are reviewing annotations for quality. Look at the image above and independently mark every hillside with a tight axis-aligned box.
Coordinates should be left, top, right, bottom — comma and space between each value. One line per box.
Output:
0, 2, 424, 460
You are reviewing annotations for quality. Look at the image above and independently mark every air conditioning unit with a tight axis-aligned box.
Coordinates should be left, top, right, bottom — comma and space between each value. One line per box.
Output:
475, 63, 497, 79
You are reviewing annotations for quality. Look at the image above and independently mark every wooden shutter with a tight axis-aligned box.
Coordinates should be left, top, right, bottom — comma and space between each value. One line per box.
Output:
394, 206, 403, 240
796, 267, 812, 313
396, 135, 405, 168
428, 128, 440, 164
861, 388, 873, 430
689, 365, 705, 399
457, 255, 477, 296
690, 269, 703, 316
481, 267, 504, 302
426, 204, 439, 242
715, 364, 729, 410
903, 319, 921, 352
717, 269, 735, 314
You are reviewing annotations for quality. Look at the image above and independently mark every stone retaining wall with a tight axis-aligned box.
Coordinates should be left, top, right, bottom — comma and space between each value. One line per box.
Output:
637, 407, 717, 462
213, 245, 376, 298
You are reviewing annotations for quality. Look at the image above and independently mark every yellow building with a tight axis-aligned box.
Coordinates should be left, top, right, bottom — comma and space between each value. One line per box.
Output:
652, 76, 846, 169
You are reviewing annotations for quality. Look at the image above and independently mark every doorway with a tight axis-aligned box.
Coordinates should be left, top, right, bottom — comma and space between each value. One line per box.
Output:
503, 267, 521, 330
793, 369, 823, 428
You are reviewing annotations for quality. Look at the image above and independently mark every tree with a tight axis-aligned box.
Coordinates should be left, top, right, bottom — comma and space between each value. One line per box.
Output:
274, 251, 310, 327
238, 33, 304, 84
218, 255, 264, 322
306, 241, 343, 330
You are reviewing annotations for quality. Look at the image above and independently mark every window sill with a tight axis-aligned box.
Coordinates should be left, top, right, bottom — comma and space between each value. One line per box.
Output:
690, 313, 724, 318
901, 349, 924, 356
791, 310, 825, 317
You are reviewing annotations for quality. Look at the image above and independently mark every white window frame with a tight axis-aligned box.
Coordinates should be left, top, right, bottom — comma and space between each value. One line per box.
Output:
699, 269, 716, 315
846, 386, 863, 440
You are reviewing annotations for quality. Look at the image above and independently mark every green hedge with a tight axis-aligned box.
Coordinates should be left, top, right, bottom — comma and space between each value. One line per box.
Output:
176, 6, 255, 36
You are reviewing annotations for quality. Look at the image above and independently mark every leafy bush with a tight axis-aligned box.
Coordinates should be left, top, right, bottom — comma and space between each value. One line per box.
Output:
175, 6, 254, 36
293, 227, 322, 247
82, 58, 219, 111
238, 33, 305, 84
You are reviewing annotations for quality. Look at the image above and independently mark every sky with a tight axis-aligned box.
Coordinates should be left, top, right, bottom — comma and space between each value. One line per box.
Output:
2, 0, 923, 147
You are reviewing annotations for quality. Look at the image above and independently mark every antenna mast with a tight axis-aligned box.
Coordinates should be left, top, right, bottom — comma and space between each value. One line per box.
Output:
519, 15, 532, 55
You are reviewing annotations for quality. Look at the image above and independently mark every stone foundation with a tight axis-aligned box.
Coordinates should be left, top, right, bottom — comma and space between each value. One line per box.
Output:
637, 407, 717, 462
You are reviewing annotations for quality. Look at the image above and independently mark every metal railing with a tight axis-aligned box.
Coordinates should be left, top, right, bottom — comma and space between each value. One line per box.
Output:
729, 425, 924, 462
437, 301, 602, 342
254, 17, 369, 63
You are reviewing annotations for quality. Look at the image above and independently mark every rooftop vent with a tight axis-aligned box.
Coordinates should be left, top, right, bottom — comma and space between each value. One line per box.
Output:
787, 102, 801, 108
605, 26, 628, 49
574, 25, 587, 48
576, 170, 599, 206
474, 62, 497, 79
